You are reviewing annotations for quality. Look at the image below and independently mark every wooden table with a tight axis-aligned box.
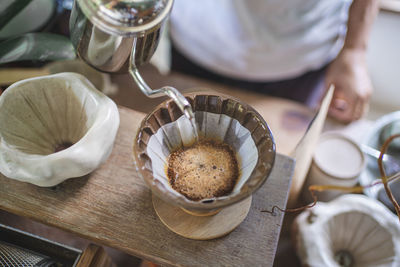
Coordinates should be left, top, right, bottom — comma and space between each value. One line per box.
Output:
0, 67, 315, 266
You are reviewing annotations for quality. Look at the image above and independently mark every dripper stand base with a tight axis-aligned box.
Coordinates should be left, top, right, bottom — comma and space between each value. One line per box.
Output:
152, 195, 252, 240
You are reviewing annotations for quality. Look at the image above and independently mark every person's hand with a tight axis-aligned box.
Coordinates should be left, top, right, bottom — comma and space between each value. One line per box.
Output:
324, 48, 373, 123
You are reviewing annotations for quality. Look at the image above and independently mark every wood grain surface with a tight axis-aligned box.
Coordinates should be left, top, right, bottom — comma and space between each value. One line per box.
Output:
0, 106, 295, 267
152, 195, 252, 240
77, 244, 116, 267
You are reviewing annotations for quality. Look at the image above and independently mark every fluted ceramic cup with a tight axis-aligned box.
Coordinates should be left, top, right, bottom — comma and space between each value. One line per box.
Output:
134, 93, 276, 215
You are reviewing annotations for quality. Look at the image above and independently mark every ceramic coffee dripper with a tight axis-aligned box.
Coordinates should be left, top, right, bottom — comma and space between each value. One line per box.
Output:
0, 73, 119, 186
133, 93, 276, 216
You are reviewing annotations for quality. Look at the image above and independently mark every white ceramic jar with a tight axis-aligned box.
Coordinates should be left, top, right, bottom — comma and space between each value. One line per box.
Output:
303, 133, 365, 202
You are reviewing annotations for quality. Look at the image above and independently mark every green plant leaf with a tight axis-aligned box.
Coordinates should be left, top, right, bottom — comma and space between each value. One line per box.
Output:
0, 0, 34, 30
0, 33, 76, 64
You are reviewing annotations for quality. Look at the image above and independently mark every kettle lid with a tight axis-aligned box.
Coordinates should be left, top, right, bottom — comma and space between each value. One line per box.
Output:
78, 0, 173, 36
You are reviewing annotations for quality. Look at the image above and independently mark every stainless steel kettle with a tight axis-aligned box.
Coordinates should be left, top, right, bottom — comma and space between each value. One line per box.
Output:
69, 0, 173, 73
69, 0, 192, 115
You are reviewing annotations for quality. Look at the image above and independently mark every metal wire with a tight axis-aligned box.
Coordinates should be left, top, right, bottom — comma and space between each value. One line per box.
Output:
0, 241, 47, 267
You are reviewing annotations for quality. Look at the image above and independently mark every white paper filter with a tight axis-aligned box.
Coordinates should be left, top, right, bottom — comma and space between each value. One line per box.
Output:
146, 111, 258, 202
